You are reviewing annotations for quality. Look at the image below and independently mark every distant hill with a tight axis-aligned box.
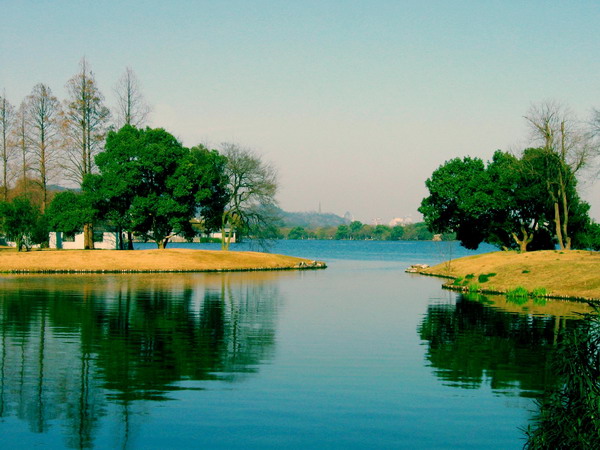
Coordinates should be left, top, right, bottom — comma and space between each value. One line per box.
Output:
277, 208, 349, 228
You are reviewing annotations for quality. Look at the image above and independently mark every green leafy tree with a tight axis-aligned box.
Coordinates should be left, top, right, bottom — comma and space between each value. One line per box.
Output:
349, 220, 364, 239
91, 126, 227, 249
46, 191, 96, 237
288, 226, 309, 240
335, 224, 349, 240
372, 224, 391, 240
389, 225, 404, 241
419, 150, 592, 251
419, 156, 491, 249
524, 101, 599, 250
403, 223, 434, 241
90, 125, 143, 249
0, 197, 47, 251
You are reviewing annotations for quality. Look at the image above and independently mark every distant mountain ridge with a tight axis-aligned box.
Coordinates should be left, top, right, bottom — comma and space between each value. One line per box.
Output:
277, 208, 349, 228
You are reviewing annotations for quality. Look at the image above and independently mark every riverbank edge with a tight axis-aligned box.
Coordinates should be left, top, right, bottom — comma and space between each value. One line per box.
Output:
413, 250, 600, 303
419, 272, 600, 303
0, 249, 327, 274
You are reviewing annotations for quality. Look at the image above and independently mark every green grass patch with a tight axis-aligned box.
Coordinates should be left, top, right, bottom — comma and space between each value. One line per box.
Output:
452, 276, 464, 286
522, 270, 530, 274
465, 273, 475, 280
478, 272, 497, 283
467, 282, 480, 293
507, 286, 530, 305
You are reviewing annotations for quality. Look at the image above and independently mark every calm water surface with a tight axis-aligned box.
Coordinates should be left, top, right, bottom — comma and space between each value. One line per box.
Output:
0, 241, 592, 448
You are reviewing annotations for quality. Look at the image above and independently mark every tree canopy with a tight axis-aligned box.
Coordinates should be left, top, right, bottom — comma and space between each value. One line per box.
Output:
419, 149, 592, 251
87, 125, 228, 249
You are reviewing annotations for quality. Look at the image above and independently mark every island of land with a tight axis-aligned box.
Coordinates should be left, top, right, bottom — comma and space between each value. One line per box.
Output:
0, 248, 326, 273
419, 250, 600, 302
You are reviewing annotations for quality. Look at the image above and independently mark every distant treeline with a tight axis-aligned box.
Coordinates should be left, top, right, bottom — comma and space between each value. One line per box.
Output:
280, 221, 455, 241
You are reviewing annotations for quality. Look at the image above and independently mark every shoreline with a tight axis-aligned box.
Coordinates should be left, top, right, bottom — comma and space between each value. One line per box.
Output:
0, 248, 327, 274
416, 249, 600, 303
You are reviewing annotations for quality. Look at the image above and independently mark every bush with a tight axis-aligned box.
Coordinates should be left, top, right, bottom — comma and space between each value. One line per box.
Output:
525, 309, 600, 448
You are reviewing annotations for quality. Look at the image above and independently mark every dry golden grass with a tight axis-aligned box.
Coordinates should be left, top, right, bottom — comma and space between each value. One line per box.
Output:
423, 249, 600, 300
0, 248, 323, 273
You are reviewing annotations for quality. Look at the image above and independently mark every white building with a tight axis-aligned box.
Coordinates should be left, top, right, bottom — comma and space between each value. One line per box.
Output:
49, 232, 119, 250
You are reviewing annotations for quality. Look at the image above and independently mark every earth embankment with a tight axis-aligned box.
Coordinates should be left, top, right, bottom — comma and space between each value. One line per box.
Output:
421, 250, 600, 301
0, 248, 326, 273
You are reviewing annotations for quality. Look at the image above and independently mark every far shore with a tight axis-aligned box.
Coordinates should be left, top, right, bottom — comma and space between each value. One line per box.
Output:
418, 249, 600, 302
0, 248, 326, 273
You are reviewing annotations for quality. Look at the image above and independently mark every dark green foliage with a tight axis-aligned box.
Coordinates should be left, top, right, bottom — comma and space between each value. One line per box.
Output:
0, 197, 48, 251
47, 191, 96, 235
478, 273, 496, 283
90, 126, 228, 249
334, 224, 350, 240
288, 226, 309, 240
525, 310, 600, 449
389, 225, 404, 240
419, 149, 593, 251
402, 222, 434, 241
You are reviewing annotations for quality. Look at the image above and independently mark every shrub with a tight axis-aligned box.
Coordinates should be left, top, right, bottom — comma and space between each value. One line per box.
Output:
525, 309, 600, 448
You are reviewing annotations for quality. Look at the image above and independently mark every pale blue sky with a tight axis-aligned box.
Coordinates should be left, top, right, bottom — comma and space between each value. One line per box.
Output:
2, 1, 599, 222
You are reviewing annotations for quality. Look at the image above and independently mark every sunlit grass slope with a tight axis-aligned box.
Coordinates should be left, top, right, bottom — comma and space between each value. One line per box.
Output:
0, 248, 324, 273
422, 250, 600, 301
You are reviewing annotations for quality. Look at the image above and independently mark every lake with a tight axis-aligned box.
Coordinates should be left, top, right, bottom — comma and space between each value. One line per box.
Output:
0, 240, 591, 448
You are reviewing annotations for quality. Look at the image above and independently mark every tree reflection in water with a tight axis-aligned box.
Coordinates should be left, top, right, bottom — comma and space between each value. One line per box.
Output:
0, 272, 282, 449
418, 293, 589, 397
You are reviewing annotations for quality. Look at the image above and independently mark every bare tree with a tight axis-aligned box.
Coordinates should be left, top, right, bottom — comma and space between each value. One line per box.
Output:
591, 108, 600, 158
0, 92, 15, 201
13, 102, 30, 195
114, 67, 150, 128
220, 143, 278, 250
62, 58, 110, 249
62, 58, 110, 185
25, 83, 61, 213
524, 101, 598, 249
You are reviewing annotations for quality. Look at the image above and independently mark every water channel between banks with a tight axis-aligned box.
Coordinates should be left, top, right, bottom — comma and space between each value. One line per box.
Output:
0, 240, 592, 449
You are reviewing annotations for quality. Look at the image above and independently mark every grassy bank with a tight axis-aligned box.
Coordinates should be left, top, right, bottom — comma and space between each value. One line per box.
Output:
0, 248, 326, 273
421, 250, 600, 301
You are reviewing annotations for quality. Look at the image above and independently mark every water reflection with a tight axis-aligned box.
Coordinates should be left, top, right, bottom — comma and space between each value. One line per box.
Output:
0, 272, 283, 448
418, 293, 591, 397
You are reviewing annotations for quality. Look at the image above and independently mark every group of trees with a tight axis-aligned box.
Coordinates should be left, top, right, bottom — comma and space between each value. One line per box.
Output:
284, 221, 450, 241
0, 59, 278, 250
420, 102, 600, 252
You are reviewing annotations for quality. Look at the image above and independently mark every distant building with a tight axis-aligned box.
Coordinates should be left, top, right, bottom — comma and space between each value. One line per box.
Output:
389, 216, 414, 227
343, 211, 353, 223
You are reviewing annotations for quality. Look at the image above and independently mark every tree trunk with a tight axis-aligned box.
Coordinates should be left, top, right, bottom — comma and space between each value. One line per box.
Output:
560, 181, 571, 250
512, 227, 534, 253
221, 213, 231, 250
127, 231, 134, 250
83, 223, 94, 250
553, 201, 565, 250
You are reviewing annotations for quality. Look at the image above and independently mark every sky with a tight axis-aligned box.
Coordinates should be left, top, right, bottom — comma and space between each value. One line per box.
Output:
2, 0, 600, 223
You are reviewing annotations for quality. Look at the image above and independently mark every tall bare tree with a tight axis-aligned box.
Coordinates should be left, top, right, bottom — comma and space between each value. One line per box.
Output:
114, 67, 150, 128
25, 83, 61, 212
62, 58, 110, 184
524, 101, 598, 249
62, 58, 110, 249
0, 92, 15, 201
220, 143, 278, 250
13, 102, 30, 195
